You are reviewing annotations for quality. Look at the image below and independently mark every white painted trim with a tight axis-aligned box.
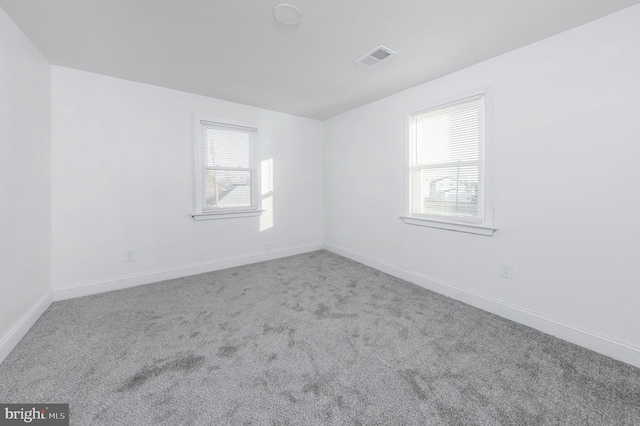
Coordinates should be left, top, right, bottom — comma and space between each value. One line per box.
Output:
0, 290, 53, 365
53, 243, 324, 301
399, 215, 497, 236
403, 86, 496, 232
325, 243, 640, 368
192, 210, 264, 221
194, 116, 261, 216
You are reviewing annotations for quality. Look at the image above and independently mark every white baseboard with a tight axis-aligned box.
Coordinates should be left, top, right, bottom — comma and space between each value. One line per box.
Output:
54, 243, 324, 301
0, 290, 53, 365
325, 243, 640, 368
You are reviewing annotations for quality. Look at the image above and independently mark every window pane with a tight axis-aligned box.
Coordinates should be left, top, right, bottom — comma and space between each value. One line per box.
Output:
204, 127, 250, 168
203, 170, 252, 210
415, 101, 482, 165
417, 165, 481, 218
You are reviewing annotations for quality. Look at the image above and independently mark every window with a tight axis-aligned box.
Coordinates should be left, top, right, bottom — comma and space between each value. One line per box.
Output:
193, 118, 261, 220
402, 90, 496, 235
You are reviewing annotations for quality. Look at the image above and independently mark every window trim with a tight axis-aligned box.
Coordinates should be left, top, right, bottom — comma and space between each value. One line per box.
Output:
192, 116, 262, 221
402, 86, 497, 236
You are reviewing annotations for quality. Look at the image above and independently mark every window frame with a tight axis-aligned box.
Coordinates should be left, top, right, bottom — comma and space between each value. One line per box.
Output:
192, 116, 262, 221
401, 87, 497, 236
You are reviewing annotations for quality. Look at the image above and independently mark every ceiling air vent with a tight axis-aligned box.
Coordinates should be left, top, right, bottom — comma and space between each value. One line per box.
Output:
355, 45, 396, 67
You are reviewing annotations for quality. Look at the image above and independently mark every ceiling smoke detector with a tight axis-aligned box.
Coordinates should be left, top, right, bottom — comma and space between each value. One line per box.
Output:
274, 4, 302, 26
355, 45, 397, 67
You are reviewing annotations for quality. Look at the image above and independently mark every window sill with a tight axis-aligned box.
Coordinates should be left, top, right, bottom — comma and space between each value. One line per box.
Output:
399, 215, 497, 236
192, 210, 264, 221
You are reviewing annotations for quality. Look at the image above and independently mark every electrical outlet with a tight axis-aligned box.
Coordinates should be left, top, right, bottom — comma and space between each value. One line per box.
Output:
265, 242, 272, 252
500, 261, 513, 279
124, 249, 135, 262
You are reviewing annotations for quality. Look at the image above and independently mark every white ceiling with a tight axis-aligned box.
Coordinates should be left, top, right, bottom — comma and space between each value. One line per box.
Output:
2, 0, 639, 120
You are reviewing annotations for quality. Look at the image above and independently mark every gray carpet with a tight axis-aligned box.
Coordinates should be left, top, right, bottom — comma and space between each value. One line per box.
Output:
1, 250, 638, 425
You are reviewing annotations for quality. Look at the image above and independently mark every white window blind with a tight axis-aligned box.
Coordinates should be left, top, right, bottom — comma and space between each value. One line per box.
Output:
196, 120, 258, 216
410, 95, 485, 224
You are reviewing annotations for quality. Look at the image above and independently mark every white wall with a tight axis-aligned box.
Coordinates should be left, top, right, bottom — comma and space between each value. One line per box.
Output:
0, 8, 52, 360
51, 67, 324, 296
324, 5, 640, 366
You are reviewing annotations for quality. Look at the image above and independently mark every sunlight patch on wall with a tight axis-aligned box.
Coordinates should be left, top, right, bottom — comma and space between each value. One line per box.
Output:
260, 158, 274, 232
